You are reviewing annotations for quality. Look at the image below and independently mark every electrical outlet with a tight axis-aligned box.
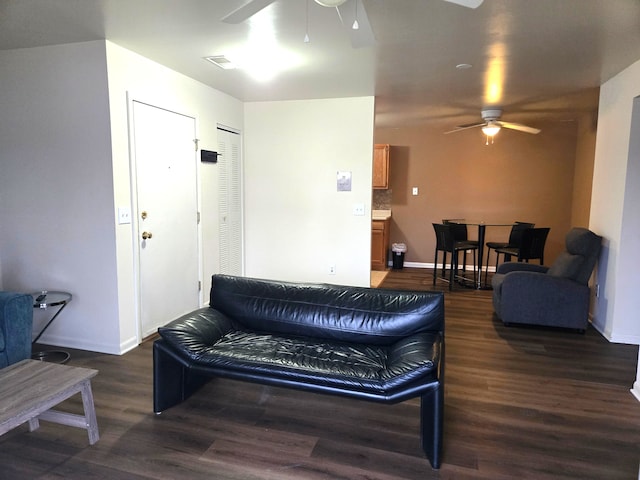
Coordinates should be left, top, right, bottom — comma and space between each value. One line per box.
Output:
353, 203, 365, 216
329, 264, 336, 275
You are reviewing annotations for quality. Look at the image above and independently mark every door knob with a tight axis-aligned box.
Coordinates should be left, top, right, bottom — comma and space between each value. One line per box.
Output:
142, 231, 153, 240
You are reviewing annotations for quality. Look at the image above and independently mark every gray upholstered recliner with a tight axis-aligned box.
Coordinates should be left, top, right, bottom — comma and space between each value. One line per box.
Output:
491, 227, 602, 332
0, 292, 33, 368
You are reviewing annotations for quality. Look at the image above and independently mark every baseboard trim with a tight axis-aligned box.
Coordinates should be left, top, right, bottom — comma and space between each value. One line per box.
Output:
35, 333, 131, 355
631, 381, 640, 403
388, 261, 495, 273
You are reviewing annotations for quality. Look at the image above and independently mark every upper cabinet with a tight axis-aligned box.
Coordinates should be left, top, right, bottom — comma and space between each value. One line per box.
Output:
373, 144, 390, 189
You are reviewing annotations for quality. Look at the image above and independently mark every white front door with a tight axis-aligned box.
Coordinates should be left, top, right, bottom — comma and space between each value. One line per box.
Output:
131, 101, 200, 339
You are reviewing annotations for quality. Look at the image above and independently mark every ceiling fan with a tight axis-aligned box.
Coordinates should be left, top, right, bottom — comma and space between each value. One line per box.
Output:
221, 0, 484, 49
445, 108, 542, 136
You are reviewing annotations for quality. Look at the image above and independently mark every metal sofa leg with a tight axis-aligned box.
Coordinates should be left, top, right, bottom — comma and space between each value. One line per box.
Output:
420, 383, 444, 469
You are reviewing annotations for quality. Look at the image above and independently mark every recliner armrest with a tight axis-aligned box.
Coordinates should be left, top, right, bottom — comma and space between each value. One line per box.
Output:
496, 262, 549, 275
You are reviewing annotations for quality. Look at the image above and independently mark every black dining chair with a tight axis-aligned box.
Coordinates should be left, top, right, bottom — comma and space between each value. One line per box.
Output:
493, 227, 550, 265
484, 221, 535, 284
442, 219, 479, 280
433, 223, 478, 291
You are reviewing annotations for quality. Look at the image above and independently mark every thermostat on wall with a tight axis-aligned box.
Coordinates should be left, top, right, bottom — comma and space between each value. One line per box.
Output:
337, 171, 352, 191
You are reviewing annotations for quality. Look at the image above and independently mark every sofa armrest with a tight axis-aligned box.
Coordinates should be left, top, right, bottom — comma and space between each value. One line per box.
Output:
0, 292, 34, 368
500, 272, 590, 329
158, 307, 236, 361
496, 262, 549, 275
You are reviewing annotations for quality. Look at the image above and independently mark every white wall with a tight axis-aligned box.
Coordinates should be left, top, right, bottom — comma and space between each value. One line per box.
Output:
104, 41, 243, 352
591, 58, 640, 345
0, 41, 121, 352
244, 97, 374, 286
0, 40, 243, 354
591, 58, 640, 398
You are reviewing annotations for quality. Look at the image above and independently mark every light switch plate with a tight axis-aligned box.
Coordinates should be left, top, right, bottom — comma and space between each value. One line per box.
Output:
118, 206, 131, 225
412, 187, 419, 196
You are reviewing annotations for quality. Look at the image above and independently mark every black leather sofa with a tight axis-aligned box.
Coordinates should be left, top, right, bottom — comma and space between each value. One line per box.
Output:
153, 274, 445, 469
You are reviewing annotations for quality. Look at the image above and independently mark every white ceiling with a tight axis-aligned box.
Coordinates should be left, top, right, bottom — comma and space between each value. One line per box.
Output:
2, 0, 640, 129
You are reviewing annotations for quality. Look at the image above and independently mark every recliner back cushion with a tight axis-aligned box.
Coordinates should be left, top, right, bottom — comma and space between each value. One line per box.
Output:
209, 274, 444, 345
563, 228, 602, 284
547, 252, 583, 280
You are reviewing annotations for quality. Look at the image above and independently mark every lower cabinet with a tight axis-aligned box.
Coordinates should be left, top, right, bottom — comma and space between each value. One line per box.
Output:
371, 219, 390, 270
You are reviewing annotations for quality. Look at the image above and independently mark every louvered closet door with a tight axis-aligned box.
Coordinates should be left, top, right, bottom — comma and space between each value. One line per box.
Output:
218, 127, 243, 275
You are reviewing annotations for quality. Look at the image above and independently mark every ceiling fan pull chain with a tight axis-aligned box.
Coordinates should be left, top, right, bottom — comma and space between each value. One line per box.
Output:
304, 0, 310, 43
353, 0, 360, 30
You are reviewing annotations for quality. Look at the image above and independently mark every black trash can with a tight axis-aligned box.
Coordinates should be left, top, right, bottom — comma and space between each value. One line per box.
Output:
391, 243, 407, 269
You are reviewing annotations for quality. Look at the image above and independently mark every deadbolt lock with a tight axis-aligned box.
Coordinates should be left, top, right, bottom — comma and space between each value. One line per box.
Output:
141, 211, 148, 220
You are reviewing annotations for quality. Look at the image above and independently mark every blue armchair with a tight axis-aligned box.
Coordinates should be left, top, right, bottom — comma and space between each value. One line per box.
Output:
491, 228, 602, 332
0, 292, 33, 368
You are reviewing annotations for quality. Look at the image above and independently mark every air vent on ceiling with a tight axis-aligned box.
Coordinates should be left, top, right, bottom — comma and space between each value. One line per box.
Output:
204, 55, 238, 70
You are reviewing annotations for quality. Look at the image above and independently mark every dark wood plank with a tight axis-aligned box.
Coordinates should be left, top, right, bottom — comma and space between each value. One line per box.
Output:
0, 267, 638, 479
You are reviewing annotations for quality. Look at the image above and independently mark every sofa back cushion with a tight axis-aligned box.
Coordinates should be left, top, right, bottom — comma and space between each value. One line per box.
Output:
209, 274, 444, 345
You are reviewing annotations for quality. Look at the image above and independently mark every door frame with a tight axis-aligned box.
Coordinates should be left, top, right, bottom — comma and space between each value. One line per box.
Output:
126, 93, 203, 344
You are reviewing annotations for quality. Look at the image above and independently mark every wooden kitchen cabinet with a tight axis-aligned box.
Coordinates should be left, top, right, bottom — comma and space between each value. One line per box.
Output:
373, 144, 390, 189
371, 218, 390, 270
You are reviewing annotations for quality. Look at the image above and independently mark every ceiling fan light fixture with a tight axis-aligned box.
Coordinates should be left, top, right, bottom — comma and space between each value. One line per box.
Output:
482, 123, 501, 136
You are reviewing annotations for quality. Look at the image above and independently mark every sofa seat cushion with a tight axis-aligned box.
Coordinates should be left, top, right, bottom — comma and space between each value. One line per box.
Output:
159, 308, 440, 395
198, 331, 440, 393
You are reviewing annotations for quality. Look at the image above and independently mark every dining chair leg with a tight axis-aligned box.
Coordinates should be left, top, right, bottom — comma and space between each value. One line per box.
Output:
433, 248, 438, 286
449, 249, 455, 291
472, 250, 477, 284
484, 248, 491, 286
462, 252, 467, 280
442, 252, 447, 279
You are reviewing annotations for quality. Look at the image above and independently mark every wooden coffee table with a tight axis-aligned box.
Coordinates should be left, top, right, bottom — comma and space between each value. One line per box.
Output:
0, 359, 99, 444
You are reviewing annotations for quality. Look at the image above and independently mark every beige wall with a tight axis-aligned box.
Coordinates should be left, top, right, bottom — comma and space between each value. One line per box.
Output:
572, 111, 598, 227
375, 116, 593, 269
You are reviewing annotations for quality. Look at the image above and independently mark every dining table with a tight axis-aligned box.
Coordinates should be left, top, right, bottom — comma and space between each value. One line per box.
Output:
448, 220, 516, 289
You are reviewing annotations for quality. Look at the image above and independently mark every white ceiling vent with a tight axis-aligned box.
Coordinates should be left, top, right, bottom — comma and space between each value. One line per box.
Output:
204, 55, 238, 70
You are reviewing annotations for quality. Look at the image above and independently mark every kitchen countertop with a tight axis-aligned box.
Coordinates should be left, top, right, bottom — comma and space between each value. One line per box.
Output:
372, 209, 392, 220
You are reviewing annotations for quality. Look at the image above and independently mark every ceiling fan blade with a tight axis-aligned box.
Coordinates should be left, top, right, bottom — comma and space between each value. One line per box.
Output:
336, 0, 376, 48
499, 121, 541, 134
221, 0, 277, 24
444, 122, 486, 134
442, 0, 484, 8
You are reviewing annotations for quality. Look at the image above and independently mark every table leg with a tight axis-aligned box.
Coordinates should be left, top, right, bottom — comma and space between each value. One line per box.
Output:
476, 224, 486, 289
80, 380, 100, 445
32, 302, 68, 344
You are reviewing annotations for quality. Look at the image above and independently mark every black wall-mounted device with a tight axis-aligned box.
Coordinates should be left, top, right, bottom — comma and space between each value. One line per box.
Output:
201, 150, 220, 163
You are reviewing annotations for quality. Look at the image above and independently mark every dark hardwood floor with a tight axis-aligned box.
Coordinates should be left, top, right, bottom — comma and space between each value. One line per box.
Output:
1, 267, 639, 479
